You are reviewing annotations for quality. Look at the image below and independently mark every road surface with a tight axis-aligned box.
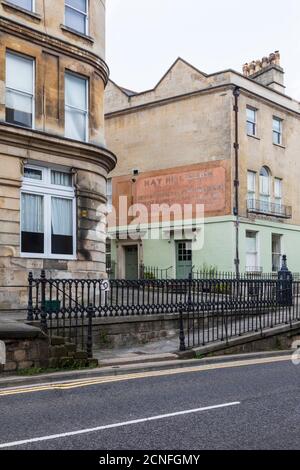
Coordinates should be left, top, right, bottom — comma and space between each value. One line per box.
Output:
0, 355, 299, 450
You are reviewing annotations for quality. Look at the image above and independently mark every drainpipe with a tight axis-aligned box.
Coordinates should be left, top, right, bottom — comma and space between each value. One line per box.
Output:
233, 86, 240, 278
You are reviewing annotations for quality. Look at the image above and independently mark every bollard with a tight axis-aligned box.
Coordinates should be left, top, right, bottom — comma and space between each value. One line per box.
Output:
277, 255, 293, 307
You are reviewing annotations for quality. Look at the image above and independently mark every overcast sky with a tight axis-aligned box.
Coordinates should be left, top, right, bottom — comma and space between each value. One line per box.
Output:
106, 0, 300, 99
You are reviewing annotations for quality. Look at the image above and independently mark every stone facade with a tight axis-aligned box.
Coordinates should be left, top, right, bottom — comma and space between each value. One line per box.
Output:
0, 0, 116, 310
105, 54, 300, 276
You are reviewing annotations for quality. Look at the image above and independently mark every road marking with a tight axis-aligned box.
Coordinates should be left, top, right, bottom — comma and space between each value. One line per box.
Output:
0, 401, 240, 449
0, 355, 291, 397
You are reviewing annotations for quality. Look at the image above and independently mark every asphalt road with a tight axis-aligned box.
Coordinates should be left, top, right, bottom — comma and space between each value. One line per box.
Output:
0, 357, 300, 450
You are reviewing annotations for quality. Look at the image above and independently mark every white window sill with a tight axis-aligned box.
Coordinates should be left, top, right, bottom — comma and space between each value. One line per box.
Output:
247, 134, 260, 141
60, 24, 94, 44
273, 143, 286, 149
20, 254, 77, 261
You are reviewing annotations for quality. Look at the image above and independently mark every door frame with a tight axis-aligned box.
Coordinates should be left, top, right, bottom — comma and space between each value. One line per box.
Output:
116, 241, 142, 279
175, 240, 193, 279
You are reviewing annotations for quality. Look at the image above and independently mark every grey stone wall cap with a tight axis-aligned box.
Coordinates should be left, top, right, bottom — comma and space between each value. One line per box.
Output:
0, 322, 45, 340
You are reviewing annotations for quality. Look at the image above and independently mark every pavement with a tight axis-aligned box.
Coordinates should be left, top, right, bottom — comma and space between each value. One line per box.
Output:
0, 352, 299, 450
94, 336, 179, 366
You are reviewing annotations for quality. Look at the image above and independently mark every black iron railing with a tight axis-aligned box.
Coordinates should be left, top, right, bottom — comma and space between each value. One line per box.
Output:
179, 259, 298, 350
27, 257, 299, 356
140, 265, 173, 280
247, 199, 292, 219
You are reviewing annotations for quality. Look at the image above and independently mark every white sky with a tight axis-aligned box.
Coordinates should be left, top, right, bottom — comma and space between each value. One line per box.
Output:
106, 0, 300, 99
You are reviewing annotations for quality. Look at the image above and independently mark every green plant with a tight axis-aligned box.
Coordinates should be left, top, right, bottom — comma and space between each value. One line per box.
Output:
199, 263, 219, 276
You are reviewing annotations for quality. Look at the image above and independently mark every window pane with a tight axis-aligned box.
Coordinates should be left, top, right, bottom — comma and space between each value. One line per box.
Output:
21, 194, 44, 254
273, 118, 281, 132
246, 233, 257, 253
6, 53, 33, 94
6, 90, 32, 127
247, 108, 256, 123
66, 0, 87, 12
9, 0, 33, 11
65, 73, 87, 110
273, 131, 281, 145
65, 7, 86, 34
51, 170, 72, 187
24, 168, 42, 181
274, 179, 282, 198
247, 171, 256, 192
51, 198, 73, 255
65, 108, 86, 141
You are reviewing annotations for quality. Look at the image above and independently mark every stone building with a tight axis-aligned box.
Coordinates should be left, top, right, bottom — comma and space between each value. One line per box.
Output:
105, 52, 300, 278
0, 0, 116, 310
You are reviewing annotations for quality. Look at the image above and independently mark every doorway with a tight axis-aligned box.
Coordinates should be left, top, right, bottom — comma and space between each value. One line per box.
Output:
176, 241, 193, 279
125, 245, 139, 280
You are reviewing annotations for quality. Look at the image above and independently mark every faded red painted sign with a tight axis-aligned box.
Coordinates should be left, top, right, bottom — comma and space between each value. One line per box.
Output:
136, 166, 226, 216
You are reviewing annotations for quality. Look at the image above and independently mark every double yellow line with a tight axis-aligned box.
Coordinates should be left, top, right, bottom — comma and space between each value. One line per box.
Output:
0, 355, 291, 398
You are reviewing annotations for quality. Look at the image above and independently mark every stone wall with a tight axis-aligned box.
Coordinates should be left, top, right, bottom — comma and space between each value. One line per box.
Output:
0, 323, 49, 373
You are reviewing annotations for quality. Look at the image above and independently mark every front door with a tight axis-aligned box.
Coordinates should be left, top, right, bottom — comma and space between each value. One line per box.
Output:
125, 245, 139, 280
176, 241, 193, 279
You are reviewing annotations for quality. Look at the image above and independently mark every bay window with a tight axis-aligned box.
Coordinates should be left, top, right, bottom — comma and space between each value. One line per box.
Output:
65, 0, 88, 35
65, 72, 88, 142
21, 165, 76, 258
6, 52, 34, 128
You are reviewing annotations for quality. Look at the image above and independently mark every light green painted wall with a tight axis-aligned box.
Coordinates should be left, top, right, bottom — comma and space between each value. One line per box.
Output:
110, 218, 300, 276
239, 220, 300, 273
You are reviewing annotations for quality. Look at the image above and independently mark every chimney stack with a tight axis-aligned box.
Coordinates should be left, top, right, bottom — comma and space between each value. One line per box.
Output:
242, 51, 285, 93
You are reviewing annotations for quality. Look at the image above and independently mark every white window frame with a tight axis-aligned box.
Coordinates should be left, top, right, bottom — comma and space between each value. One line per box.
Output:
65, 0, 89, 36
273, 117, 283, 145
65, 71, 89, 143
246, 231, 260, 272
246, 107, 257, 137
274, 178, 282, 208
247, 171, 256, 209
6, 51, 35, 130
20, 165, 76, 260
9, 0, 35, 12
272, 234, 283, 272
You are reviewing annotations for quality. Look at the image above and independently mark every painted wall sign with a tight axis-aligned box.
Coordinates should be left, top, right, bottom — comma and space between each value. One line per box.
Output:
136, 166, 226, 214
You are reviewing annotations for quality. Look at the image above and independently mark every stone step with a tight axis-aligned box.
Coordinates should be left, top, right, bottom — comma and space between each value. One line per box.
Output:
50, 336, 65, 346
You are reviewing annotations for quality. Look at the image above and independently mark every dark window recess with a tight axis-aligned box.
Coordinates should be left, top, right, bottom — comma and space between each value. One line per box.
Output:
21, 232, 44, 254
51, 235, 73, 255
6, 108, 32, 128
